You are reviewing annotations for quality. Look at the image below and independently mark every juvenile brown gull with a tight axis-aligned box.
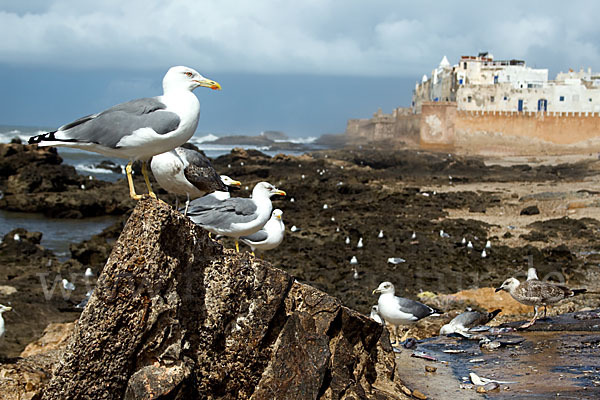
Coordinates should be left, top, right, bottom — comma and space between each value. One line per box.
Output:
495, 277, 586, 329
187, 182, 285, 252
29, 66, 221, 199
373, 281, 441, 343
240, 209, 285, 255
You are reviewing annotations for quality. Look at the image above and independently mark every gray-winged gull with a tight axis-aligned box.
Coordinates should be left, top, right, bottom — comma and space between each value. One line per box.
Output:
240, 209, 285, 255
373, 281, 442, 343
495, 277, 586, 329
187, 181, 285, 252
439, 309, 501, 336
0, 304, 12, 341
29, 66, 221, 199
151, 146, 227, 213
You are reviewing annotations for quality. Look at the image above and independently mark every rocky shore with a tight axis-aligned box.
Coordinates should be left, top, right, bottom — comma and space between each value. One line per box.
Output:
1, 142, 600, 398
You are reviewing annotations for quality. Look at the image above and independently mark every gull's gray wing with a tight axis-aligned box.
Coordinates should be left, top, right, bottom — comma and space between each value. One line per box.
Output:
177, 147, 228, 193
395, 297, 440, 319
188, 198, 260, 229
241, 229, 269, 243
53, 98, 180, 148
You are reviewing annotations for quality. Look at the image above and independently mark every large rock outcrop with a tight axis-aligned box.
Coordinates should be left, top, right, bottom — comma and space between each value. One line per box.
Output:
42, 198, 401, 399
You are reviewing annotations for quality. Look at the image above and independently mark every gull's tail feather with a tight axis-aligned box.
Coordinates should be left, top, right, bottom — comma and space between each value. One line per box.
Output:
571, 288, 587, 296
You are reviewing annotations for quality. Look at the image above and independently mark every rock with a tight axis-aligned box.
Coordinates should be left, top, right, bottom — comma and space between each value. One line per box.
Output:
94, 160, 123, 174
41, 198, 401, 399
0, 228, 53, 262
520, 205, 540, 215
20, 322, 75, 358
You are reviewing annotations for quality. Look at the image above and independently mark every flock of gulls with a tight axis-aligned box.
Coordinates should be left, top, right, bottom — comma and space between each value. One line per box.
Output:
0, 66, 587, 350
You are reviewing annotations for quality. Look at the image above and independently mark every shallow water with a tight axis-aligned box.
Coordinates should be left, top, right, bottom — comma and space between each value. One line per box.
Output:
0, 209, 117, 259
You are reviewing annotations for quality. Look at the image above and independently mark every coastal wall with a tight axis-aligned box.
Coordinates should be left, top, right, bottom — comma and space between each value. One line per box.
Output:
346, 108, 420, 145
419, 101, 600, 152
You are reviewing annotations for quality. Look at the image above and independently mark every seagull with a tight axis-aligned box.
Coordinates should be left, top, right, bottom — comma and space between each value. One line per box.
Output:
461, 237, 466, 245
370, 305, 384, 324
481, 249, 487, 258
411, 231, 416, 240
184, 175, 242, 210
62, 279, 75, 291
378, 230, 384, 239
151, 146, 227, 213
467, 241, 474, 249
323, 204, 328, 210
345, 237, 350, 245
84, 267, 95, 278
0, 304, 12, 341
439, 309, 501, 336
290, 225, 299, 232
240, 209, 285, 256
527, 267, 539, 280
350, 256, 358, 265
357, 237, 363, 248
187, 182, 285, 252
495, 277, 586, 329
28, 66, 221, 200
485, 240, 492, 249
373, 281, 442, 343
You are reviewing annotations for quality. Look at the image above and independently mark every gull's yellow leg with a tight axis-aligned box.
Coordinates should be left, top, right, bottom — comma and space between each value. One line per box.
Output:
126, 162, 142, 200
235, 240, 240, 252
141, 162, 157, 199
251, 251, 255, 257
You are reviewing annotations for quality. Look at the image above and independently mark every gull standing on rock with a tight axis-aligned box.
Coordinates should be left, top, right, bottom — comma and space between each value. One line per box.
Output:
373, 281, 442, 343
240, 209, 285, 256
0, 304, 12, 342
151, 146, 227, 213
187, 182, 285, 252
495, 277, 586, 329
29, 66, 221, 199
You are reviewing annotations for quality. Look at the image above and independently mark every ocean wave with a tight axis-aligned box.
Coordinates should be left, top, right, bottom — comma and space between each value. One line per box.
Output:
274, 136, 317, 144
0, 129, 47, 144
74, 163, 122, 175
191, 134, 220, 144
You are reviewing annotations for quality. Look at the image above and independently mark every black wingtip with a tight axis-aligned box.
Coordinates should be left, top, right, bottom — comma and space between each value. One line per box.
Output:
572, 288, 587, 296
489, 309, 502, 319
28, 131, 54, 145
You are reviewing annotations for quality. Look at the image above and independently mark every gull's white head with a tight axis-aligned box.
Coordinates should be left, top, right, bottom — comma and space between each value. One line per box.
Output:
372, 281, 395, 295
272, 209, 283, 220
495, 277, 520, 293
252, 182, 286, 198
163, 66, 221, 93
220, 175, 241, 187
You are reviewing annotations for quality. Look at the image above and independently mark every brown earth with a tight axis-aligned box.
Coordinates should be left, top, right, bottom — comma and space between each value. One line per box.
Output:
1, 143, 600, 357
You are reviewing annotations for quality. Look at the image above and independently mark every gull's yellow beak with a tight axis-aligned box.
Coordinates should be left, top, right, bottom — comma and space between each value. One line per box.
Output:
276, 214, 282, 220
3, 306, 12, 311
195, 78, 221, 90
230, 179, 242, 186
274, 190, 286, 196
372, 289, 380, 295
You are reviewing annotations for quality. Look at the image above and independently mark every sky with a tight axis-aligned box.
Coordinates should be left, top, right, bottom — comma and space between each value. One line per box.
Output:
1, 0, 599, 138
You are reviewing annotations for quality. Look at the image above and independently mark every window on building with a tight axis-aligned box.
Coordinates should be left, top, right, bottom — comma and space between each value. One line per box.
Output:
503, 96, 508, 101
490, 96, 495, 102
467, 96, 472, 103
464, 62, 467, 70
559, 96, 565, 102
494, 76, 498, 84
590, 98, 593, 102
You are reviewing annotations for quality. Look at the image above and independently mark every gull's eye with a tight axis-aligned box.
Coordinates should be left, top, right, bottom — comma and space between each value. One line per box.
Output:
185, 72, 193, 77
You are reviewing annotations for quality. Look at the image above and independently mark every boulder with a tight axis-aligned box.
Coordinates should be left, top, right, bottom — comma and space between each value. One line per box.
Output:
42, 198, 402, 399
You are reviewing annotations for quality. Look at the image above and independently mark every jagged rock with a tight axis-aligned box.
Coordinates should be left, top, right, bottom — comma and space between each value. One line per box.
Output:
42, 198, 401, 399
20, 322, 76, 358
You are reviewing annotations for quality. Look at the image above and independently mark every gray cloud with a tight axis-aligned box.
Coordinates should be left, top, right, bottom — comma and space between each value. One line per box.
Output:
0, 0, 599, 77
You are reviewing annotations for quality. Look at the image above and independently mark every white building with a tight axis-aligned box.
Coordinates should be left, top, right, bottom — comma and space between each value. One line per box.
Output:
413, 52, 600, 114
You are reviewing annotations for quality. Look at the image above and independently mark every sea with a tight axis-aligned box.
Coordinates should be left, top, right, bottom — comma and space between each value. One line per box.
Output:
0, 124, 318, 258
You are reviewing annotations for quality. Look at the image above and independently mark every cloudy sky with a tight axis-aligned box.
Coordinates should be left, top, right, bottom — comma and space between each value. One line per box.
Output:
1, 0, 599, 137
